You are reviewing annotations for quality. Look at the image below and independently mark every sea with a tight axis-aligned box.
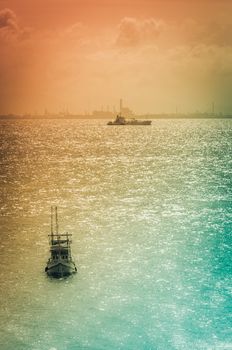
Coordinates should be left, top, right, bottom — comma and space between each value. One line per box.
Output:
0, 118, 231, 350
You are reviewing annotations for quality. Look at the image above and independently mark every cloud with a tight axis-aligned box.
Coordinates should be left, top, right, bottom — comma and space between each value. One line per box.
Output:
115, 16, 232, 51
181, 19, 232, 47
0, 8, 18, 32
0, 8, 34, 45
61, 22, 90, 48
116, 17, 164, 48
64, 22, 85, 37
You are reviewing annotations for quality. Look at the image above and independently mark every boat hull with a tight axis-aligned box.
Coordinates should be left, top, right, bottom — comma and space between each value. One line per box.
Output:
45, 260, 77, 278
107, 120, 151, 125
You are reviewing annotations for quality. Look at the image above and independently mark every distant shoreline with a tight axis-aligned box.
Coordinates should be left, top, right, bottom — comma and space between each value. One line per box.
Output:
0, 114, 232, 120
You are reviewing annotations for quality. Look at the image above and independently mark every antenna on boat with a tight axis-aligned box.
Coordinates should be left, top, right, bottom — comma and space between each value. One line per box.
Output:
55, 206, 59, 235
51, 206, 54, 236
120, 98, 123, 116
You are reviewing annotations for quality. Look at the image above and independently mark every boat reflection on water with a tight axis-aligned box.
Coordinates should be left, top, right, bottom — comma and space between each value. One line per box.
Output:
45, 206, 77, 278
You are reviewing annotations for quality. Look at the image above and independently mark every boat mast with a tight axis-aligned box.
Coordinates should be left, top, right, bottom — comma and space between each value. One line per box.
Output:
55, 206, 59, 236
51, 206, 54, 241
120, 98, 123, 116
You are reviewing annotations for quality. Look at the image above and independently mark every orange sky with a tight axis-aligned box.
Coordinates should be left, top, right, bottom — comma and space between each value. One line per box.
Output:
0, 0, 232, 115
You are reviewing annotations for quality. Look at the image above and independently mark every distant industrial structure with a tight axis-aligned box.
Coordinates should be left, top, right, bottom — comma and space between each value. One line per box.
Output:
92, 109, 114, 118
119, 99, 134, 117
1, 99, 232, 119
92, 99, 134, 118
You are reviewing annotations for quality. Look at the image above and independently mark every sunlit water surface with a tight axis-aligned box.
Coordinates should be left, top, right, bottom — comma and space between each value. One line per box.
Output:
0, 119, 231, 350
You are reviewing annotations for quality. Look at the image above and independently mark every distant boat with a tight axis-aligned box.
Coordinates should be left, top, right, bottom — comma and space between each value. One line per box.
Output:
107, 115, 152, 125
45, 206, 77, 277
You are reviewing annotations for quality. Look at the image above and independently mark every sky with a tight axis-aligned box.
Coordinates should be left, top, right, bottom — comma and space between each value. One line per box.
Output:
0, 0, 232, 115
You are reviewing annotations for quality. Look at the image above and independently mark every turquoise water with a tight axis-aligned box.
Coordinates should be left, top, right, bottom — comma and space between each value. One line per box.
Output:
0, 119, 231, 350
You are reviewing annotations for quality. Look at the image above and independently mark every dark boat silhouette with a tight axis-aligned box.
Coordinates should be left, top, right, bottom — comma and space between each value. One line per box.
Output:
45, 206, 77, 278
107, 115, 152, 125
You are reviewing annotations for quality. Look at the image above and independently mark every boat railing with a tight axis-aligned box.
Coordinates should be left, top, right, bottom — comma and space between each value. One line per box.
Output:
48, 233, 72, 237
48, 233, 72, 244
